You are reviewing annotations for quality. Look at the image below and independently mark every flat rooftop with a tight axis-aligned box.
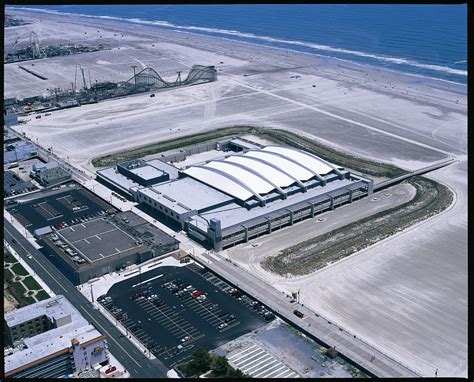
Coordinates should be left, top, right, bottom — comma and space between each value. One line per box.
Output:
129, 164, 166, 180
5, 295, 81, 328
97, 166, 143, 192
56, 218, 139, 263
142, 177, 233, 214
146, 159, 180, 179
5, 296, 103, 375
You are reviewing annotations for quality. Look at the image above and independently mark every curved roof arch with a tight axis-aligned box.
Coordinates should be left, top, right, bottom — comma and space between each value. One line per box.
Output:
245, 150, 315, 181
182, 145, 344, 202
263, 146, 339, 176
226, 155, 304, 188
205, 161, 274, 195
183, 165, 262, 202
211, 160, 285, 195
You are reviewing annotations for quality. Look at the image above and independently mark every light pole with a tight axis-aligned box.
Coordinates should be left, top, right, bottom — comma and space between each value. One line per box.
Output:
131, 65, 137, 86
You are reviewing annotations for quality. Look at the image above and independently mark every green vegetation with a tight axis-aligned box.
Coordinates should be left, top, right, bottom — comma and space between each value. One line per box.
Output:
22, 276, 42, 291
4, 250, 14, 263
341, 361, 369, 378
91, 126, 259, 168
262, 176, 453, 276
176, 348, 249, 378
91, 126, 407, 178
36, 290, 50, 301
90, 125, 452, 278
4, 268, 14, 283
11, 262, 29, 276
4, 248, 50, 307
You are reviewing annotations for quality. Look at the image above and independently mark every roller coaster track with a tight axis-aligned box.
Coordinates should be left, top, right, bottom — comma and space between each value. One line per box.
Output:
122, 65, 217, 89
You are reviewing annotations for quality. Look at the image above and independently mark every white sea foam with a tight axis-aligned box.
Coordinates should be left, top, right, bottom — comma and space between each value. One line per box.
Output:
9, 6, 467, 77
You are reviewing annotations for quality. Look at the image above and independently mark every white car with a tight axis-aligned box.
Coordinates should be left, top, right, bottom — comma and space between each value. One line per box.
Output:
181, 336, 190, 343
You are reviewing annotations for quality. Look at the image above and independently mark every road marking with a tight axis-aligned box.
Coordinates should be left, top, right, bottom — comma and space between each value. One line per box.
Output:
5, 226, 68, 293
80, 306, 142, 368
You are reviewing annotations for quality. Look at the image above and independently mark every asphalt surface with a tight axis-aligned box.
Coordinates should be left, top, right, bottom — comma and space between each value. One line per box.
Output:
4, 218, 168, 378
103, 264, 268, 368
6, 185, 111, 233
197, 252, 420, 378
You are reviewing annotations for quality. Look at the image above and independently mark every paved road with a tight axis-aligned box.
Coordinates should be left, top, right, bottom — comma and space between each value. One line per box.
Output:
196, 252, 420, 378
4, 218, 168, 378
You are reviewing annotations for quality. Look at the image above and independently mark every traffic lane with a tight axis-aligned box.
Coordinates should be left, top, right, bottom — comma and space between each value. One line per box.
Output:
4, 220, 168, 378
202, 255, 417, 377
4, 222, 162, 377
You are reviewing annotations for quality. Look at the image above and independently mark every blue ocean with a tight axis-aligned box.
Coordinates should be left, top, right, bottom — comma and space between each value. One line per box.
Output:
8, 4, 467, 84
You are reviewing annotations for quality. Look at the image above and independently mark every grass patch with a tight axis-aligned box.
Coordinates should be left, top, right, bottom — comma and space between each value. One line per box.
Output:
25, 296, 37, 305
91, 126, 260, 168
11, 262, 29, 276
4, 268, 15, 283
90, 125, 407, 178
36, 290, 50, 301
262, 176, 453, 276
175, 348, 248, 378
22, 276, 42, 291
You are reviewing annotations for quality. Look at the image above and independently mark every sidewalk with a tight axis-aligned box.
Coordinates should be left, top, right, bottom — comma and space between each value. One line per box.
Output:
4, 240, 55, 297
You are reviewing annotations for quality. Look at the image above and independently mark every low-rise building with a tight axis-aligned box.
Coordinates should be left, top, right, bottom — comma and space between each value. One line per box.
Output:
3, 131, 37, 164
30, 161, 72, 187
4, 295, 108, 378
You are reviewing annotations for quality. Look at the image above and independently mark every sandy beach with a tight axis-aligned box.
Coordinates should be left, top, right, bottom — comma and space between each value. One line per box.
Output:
5, 8, 467, 377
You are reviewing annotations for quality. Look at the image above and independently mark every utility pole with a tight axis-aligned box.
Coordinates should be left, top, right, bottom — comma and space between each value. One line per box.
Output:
74, 64, 78, 93
81, 67, 87, 90
131, 65, 137, 85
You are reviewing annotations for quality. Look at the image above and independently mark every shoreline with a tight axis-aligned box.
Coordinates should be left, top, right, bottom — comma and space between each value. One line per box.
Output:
7, 6, 467, 88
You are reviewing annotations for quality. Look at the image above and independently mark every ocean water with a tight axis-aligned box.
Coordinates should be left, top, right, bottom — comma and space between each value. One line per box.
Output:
8, 4, 467, 84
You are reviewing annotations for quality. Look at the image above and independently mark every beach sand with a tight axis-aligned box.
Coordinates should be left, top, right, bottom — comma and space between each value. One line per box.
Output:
5, 9, 467, 377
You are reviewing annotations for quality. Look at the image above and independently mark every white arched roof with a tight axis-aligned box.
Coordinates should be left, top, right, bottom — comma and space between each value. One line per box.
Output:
183, 166, 256, 201
245, 150, 315, 181
183, 145, 340, 202
225, 155, 296, 188
206, 161, 274, 195
263, 146, 335, 175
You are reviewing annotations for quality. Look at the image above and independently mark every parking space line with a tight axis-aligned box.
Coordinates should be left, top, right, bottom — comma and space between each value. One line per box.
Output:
245, 357, 279, 375
260, 363, 289, 378
233, 349, 267, 367
228, 345, 259, 361
271, 367, 296, 378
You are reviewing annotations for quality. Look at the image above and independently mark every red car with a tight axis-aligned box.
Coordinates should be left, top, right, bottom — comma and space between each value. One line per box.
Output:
191, 291, 204, 299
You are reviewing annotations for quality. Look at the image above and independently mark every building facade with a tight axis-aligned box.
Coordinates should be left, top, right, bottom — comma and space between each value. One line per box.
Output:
96, 139, 374, 251
3, 132, 37, 164
4, 296, 108, 378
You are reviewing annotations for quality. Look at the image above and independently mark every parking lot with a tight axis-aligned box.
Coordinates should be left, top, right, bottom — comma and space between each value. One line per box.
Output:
99, 263, 274, 368
6, 182, 115, 233
227, 344, 300, 378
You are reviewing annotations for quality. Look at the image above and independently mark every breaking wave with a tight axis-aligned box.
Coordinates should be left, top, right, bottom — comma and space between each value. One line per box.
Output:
10, 6, 467, 78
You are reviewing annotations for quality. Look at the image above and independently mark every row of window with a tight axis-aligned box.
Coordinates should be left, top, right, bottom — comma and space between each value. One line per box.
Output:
140, 194, 179, 219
